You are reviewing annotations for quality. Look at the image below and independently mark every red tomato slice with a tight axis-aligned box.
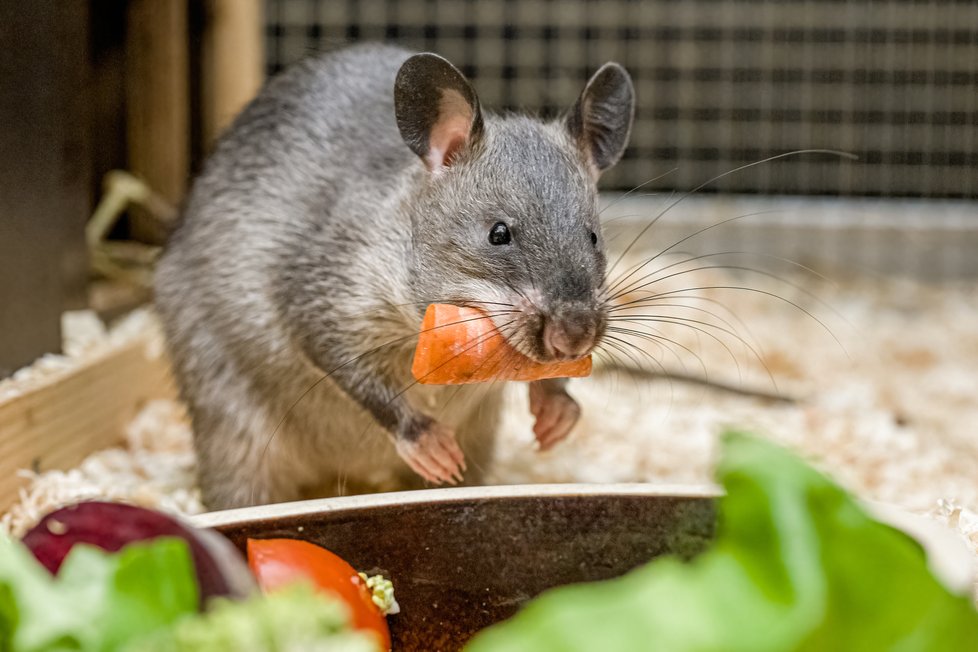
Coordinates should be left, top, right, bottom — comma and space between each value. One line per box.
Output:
247, 538, 391, 650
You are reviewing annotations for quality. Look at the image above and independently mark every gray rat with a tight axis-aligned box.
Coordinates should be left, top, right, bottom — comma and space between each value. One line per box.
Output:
154, 43, 634, 509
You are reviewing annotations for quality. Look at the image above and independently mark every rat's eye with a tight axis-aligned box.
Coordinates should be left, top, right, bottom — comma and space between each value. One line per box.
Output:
489, 222, 511, 245
590, 231, 598, 246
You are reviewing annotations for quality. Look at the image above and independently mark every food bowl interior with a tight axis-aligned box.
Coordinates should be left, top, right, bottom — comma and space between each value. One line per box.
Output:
194, 485, 717, 651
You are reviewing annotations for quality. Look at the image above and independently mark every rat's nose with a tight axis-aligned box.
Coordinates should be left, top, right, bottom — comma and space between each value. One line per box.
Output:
542, 307, 601, 361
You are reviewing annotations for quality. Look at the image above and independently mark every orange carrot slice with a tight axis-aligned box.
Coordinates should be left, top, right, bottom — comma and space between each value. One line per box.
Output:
411, 304, 592, 384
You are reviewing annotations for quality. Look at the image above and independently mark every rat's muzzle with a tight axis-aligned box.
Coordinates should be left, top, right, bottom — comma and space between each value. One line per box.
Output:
542, 303, 605, 361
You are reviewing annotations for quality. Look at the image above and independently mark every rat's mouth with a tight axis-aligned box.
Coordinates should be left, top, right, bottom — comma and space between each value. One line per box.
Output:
496, 300, 606, 365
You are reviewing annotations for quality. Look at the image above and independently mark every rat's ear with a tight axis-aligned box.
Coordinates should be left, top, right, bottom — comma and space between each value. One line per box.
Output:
395, 53, 483, 172
566, 62, 635, 177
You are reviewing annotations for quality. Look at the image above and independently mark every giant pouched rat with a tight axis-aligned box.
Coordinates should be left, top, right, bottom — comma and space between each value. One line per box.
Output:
154, 43, 634, 509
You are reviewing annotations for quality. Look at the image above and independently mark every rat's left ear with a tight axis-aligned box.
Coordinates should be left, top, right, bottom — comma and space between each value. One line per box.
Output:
395, 53, 484, 172
566, 62, 635, 178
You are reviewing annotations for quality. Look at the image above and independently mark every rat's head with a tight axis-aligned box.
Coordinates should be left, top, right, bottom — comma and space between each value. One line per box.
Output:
395, 54, 634, 363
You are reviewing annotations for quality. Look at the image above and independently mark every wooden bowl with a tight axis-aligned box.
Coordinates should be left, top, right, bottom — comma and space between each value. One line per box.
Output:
192, 484, 717, 651
191, 484, 974, 651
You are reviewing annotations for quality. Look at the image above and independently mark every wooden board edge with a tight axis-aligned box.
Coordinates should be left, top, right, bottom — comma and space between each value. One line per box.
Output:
0, 335, 177, 511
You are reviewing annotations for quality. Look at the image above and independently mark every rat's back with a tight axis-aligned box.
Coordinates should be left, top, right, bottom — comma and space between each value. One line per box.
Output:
155, 44, 423, 510
158, 42, 416, 333
158, 41, 415, 349
197, 43, 415, 212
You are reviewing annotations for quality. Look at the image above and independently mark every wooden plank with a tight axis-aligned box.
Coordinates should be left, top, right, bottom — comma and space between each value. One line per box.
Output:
0, 337, 176, 511
126, 0, 190, 244
0, 2, 91, 377
200, 0, 265, 150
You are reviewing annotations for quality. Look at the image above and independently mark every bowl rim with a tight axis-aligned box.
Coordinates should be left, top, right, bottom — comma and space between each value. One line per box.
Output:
190, 482, 720, 529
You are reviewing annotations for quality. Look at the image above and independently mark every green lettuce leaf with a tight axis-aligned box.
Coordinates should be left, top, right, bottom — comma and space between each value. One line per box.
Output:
0, 537, 376, 652
123, 584, 380, 652
0, 536, 198, 651
466, 432, 978, 652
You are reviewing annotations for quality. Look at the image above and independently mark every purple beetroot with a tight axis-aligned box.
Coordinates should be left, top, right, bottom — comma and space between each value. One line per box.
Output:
22, 501, 254, 606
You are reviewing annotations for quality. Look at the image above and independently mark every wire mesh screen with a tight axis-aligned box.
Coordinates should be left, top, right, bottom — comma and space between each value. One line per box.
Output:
265, 0, 978, 199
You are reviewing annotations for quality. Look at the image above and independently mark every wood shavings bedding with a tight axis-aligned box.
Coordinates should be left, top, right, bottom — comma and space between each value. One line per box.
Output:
0, 400, 203, 537
2, 262, 977, 598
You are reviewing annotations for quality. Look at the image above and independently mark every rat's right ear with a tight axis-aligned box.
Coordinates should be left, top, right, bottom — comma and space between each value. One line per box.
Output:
395, 53, 483, 173
566, 62, 635, 178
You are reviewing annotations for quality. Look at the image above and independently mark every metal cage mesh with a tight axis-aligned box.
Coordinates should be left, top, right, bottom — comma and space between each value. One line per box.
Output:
265, 0, 978, 199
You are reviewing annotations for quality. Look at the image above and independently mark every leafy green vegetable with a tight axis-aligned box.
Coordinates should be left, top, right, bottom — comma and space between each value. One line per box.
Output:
0, 536, 198, 651
123, 584, 380, 652
466, 432, 978, 652
0, 536, 379, 652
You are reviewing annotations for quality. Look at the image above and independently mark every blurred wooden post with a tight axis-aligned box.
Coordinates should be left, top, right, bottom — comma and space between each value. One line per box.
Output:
201, 0, 265, 150
125, 0, 190, 244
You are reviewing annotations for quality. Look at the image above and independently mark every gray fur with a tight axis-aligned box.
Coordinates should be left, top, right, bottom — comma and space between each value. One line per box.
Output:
155, 44, 634, 509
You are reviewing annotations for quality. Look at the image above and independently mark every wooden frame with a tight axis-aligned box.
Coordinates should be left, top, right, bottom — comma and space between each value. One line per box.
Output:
0, 336, 175, 512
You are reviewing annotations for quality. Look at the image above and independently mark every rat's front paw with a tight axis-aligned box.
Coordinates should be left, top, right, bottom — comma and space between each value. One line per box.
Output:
395, 421, 466, 485
529, 381, 581, 452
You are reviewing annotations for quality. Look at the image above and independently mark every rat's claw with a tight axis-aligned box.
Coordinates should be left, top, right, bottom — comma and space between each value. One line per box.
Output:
529, 385, 581, 452
396, 422, 465, 485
